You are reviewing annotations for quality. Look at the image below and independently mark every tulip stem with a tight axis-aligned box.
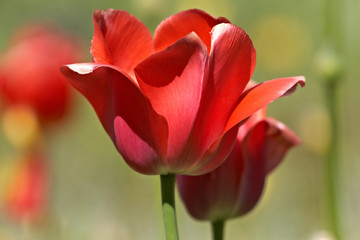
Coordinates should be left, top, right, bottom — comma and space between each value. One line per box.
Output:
211, 220, 225, 240
161, 174, 179, 240
324, 79, 342, 240
322, 0, 343, 239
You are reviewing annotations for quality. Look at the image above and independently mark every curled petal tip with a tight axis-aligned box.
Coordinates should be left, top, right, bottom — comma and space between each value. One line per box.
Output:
283, 76, 306, 96
224, 75, 305, 134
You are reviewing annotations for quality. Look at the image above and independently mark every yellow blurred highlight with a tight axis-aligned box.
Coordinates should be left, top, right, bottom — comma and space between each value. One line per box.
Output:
0, 156, 17, 204
5, 156, 30, 205
0, 229, 12, 240
252, 15, 312, 73
133, 0, 168, 15
310, 230, 335, 240
175, 0, 233, 20
2, 106, 41, 150
298, 106, 331, 156
90, 221, 131, 240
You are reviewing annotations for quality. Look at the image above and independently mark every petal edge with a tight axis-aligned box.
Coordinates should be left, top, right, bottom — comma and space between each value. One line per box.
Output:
224, 76, 305, 133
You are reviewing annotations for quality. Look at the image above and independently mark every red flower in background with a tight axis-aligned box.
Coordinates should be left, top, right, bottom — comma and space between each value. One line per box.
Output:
0, 25, 81, 124
177, 106, 300, 221
4, 151, 48, 222
61, 9, 305, 175
0, 25, 82, 222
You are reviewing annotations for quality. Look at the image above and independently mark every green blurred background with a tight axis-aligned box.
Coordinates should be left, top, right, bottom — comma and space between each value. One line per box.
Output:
0, 0, 359, 239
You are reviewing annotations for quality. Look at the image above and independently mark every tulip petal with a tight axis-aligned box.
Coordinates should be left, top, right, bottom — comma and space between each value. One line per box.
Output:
176, 125, 243, 221
154, 9, 229, 52
135, 33, 207, 165
61, 63, 168, 174
237, 108, 267, 140
235, 117, 299, 216
194, 23, 256, 156
177, 173, 216, 220
187, 123, 239, 176
235, 120, 268, 216
113, 116, 166, 174
225, 76, 305, 133
262, 118, 301, 173
91, 9, 153, 78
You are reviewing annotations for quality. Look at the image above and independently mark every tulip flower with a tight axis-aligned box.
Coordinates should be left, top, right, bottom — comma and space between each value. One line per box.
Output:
60, 9, 305, 240
0, 25, 80, 124
177, 106, 300, 239
61, 9, 304, 176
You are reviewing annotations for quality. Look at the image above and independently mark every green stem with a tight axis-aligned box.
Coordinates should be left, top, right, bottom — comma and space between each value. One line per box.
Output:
161, 174, 179, 240
324, 80, 342, 240
324, 0, 342, 50
322, 0, 343, 238
211, 220, 225, 240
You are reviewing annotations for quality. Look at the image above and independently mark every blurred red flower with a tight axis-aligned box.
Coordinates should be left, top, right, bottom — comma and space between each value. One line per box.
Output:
4, 151, 48, 222
61, 9, 305, 175
0, 25, 81, 124
0, 24, 82, 222
177, 106, 300, 221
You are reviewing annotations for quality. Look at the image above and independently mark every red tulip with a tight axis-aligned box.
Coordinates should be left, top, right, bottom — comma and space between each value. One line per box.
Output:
4, 151, 48, 222
61, 9, 305, 175
177, 107, 301, 221
0, 25, 81, 124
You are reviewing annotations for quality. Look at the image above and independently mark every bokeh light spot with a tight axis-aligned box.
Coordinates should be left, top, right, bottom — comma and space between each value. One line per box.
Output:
252, 15, 312, 73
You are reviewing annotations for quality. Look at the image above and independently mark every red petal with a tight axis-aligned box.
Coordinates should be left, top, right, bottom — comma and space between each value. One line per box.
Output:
188, 123, 239, 176
235, 118, 300, 215
154, 9, 229, 52
225, 76, 305, 133
234, 121, 268, 216
176, 125, 243, 221
113, 116, 166, 174
135, 33, 207, 164
177, 173, 217, 220
237, 108, 267, 140
261, 118, 300, 173
91, 9, 153, 78
61, 64, 168, 174
193, 23, 256, 156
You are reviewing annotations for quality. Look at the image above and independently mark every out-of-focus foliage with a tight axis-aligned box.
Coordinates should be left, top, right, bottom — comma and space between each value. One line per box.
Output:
0, 0, 359, 239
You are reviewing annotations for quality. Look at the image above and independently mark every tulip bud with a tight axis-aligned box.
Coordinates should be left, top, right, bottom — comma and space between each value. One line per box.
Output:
315, 42, 343, 83
177, 109, 300, 221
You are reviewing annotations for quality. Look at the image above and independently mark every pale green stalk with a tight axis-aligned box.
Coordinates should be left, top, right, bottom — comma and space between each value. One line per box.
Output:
161, 174, 179, 240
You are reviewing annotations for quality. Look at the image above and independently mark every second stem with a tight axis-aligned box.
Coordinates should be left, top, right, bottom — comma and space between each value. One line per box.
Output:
161, 174, 179, 240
